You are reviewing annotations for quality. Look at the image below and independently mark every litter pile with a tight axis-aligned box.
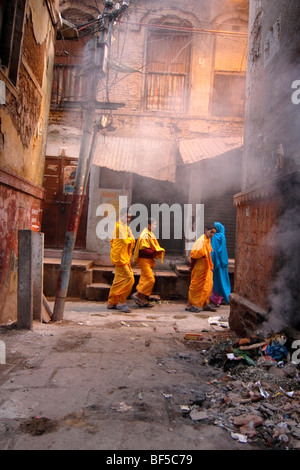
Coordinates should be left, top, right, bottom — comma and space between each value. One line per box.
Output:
183, 331, 300, 449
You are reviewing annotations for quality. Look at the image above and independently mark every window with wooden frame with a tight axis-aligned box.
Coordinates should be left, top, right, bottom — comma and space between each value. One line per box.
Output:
211, 72, 246, 118
0, 0, 26, 86
145, 19, 191, 113
211, 18, 248, 118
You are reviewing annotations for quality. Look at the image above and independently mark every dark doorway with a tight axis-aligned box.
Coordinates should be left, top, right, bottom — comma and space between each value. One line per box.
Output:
132, 170, 188, 254
41, 156, 88, 249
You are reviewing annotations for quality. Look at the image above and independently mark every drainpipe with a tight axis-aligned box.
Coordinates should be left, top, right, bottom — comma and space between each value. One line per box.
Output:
52, 1, 129, 321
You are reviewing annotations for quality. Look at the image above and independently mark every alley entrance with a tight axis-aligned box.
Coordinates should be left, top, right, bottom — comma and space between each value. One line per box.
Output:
41, 157, 89, 249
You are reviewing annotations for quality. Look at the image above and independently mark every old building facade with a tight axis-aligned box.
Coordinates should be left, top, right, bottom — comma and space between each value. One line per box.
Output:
0, 0, 59, 324
45, 0, 248, 262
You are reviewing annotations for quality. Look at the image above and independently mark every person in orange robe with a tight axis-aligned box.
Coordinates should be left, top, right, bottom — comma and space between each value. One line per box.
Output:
186, 224, 217, 313
131, 218, 165, 307
107, 208, 135, 313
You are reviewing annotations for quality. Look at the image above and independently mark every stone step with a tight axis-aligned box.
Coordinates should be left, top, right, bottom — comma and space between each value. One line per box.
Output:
85, 283, 111, 301
44, 258, 234, 301
43, 258, 94, 298
175, 264, 190, 275
92, 266, 114, 283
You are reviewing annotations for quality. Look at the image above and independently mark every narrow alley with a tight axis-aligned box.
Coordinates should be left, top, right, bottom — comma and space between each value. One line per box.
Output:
0, 299, 299, 451
1, 0, 300, 457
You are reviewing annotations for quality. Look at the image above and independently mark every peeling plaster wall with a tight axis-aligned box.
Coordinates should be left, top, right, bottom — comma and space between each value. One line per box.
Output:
242, 0, 300, 189
1, 1, 57, 183
0, 0, 59, 324
230, 0, 300, 336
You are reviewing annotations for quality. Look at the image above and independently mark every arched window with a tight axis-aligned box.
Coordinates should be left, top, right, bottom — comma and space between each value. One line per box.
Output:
145, 18, 191, 113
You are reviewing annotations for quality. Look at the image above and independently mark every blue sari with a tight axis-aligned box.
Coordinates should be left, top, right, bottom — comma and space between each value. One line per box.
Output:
211, 222, 231, 303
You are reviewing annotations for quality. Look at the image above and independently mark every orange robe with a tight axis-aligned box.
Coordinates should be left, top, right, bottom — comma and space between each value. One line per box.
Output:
108, 220, 135, 305
134, 228, 165, 296
188, 234, 214, 308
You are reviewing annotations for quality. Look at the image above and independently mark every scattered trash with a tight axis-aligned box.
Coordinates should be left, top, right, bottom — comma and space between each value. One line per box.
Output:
110, 402, 134, 412
264, 341, 288, 361
233, 414, 263, 438
189, 409, 209, 422
184, 333, 203, 341
257, 355, 278, 368
182, 328, 300, 449
180, 405, 191, 414
208, 316, 229, 328
231, 432, 248, 443
163, 393, 173, 399
232, 348, 256, 366
256, 380, 270, 399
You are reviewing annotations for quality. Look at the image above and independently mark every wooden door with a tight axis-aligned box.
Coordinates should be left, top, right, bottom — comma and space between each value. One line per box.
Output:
41, 156, 88, 249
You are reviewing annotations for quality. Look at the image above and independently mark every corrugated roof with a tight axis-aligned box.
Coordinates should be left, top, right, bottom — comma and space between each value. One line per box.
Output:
179, 137, 243, 164
92, 135, 177, 182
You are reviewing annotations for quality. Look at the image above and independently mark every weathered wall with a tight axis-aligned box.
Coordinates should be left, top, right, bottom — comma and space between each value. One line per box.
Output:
230, 0, 300, 335
0, 0, 59, 324
0, 171, 45, 324
46, 0, 248, 255
48, 0, 248, 150
242, 0, 300, 188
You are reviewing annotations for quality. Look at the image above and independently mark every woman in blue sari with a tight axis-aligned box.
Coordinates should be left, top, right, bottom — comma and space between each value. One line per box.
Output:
210, 222, 231, 306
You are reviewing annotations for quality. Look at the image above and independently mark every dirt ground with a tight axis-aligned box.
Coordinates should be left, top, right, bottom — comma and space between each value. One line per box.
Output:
0, 299, 299, 453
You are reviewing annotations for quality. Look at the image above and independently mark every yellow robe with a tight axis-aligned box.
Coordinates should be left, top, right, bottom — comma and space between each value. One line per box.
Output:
188, 234, 214, 307
134, 228, 165, 296
108, 220, 135, 305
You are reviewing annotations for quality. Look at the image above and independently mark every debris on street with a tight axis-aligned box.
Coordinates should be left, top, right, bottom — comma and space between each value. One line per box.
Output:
182, 329, 300, 449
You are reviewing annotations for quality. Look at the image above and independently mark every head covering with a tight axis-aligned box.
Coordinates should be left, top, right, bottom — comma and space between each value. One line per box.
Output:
211, 222, 231, 303
211, 222, 228, 268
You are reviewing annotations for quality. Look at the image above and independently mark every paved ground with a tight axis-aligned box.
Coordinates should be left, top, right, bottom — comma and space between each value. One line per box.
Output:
0, 299, 288, 452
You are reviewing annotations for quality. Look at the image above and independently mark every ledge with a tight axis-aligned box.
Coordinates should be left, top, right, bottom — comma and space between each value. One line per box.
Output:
234, 171, 300, 206
0, 167, 45, 200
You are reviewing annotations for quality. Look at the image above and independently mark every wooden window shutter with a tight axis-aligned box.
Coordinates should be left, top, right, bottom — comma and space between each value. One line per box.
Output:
145, 22, 191, 112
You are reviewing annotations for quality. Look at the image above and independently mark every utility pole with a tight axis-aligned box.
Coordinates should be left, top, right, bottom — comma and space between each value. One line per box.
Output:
52, 1, 129, 321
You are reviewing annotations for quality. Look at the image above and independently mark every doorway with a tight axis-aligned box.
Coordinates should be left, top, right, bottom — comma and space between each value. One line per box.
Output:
41, 156, 88, 249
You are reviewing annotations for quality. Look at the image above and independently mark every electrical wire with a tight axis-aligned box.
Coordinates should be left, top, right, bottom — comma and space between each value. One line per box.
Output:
120, 20, 248, 37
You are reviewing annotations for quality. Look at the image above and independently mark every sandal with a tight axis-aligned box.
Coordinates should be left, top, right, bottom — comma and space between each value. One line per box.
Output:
107, 303, 117, 310
139, 302, 154, 308
185, 305, 202, 313
116, 304, 132, 313
203, 304, 217, 312
130, 294, 144, 307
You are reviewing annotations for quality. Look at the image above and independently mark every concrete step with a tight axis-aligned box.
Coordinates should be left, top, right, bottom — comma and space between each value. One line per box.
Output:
92, 266, 114, 284
43, 258, 94, 298
85, 283, 111, 301
43, 257, 235, 301
175, 264, 190, 275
